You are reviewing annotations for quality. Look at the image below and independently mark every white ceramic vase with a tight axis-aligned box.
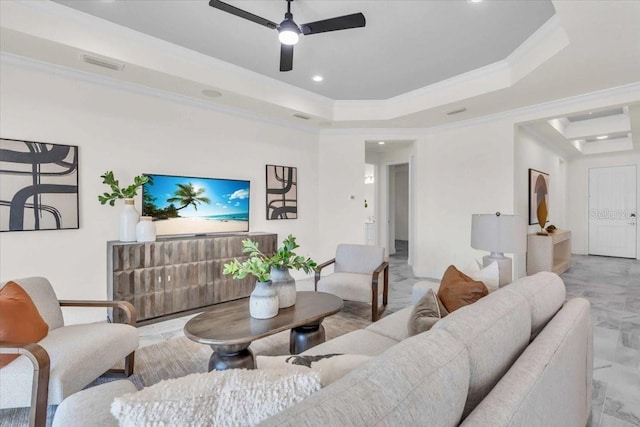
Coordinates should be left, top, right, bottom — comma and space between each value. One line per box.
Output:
249, 280, 279, 319
270, 267, 296, 308
136, 216, 156, 242
119, 198, 139, 242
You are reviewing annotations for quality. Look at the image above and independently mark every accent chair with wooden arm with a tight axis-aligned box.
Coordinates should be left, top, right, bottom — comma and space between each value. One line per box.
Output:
0, 277, 138, 427
314, 244, 389, 321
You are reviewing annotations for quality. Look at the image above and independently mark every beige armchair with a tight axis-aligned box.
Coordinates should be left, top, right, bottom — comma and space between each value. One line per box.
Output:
315, 244, 389, 321
0, 277, 138, 427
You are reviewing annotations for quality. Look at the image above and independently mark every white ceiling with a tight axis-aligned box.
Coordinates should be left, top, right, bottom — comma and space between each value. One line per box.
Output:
50, 0, 555, 100
1, 0, 639, 136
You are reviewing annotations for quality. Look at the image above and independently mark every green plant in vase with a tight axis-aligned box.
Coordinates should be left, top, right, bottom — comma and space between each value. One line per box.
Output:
223, 235, 317, 314
98, 171, 150, 242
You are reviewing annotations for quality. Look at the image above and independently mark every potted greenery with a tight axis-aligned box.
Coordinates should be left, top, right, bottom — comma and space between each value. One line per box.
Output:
546, 224, 557, 233
98, 171, 150, 242
223, 235, 317, 317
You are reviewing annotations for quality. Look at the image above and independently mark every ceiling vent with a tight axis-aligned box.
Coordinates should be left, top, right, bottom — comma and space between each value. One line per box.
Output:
80, 53, 124, 71
292, 113, 310, 120
445, 107, 467, 116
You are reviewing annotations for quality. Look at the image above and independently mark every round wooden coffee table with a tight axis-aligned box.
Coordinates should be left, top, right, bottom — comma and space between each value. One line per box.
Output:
184, 291, 343, 371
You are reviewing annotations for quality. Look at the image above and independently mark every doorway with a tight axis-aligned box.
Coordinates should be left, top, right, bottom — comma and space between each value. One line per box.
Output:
388, 163, 409, 258
588, 165, 637, 258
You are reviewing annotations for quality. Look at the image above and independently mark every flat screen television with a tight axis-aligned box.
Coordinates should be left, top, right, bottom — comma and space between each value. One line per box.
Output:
142, 173, 250, 236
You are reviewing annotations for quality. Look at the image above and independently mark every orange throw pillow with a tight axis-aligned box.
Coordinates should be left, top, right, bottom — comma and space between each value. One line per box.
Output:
0, 281, 49, 367
437, 265, 489, 313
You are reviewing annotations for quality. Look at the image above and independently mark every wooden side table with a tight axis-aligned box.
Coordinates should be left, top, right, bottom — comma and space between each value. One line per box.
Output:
526, 229, 571, 275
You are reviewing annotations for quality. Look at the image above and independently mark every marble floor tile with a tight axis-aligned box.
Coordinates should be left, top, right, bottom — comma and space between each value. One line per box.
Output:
601, 363, 640, 425
600, 413, 639, 427
593, 326, 621, 362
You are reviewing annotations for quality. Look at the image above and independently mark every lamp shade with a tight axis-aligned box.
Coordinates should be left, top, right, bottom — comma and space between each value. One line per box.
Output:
471, 213, 527, 254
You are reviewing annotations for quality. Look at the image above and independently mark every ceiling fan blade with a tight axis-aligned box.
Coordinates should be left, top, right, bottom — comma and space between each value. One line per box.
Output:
209, 0, 277, 29
280, 44, 294, 72
300, 13, 365, 35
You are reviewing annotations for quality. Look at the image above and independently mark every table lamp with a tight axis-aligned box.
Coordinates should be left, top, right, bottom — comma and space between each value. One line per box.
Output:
471, 212, 527, 286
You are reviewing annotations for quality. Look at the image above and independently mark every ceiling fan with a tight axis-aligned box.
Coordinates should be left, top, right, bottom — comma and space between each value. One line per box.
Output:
208, 0, 366, 72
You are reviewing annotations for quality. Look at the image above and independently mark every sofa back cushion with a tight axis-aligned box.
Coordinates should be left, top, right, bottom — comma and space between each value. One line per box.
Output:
1, 277, 64, 330
261, 329, 471, 427
432, 286, 531, 419
504, 272, 566, 339
334, 244, 384, 275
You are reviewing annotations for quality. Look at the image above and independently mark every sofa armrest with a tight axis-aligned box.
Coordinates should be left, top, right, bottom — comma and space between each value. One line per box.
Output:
314, 258, 336, 290
58, 300, 136, 325
0, 342, 50, 427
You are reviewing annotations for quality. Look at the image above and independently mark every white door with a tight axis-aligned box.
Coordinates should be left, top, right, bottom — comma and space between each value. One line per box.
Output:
588, 165, 637, 258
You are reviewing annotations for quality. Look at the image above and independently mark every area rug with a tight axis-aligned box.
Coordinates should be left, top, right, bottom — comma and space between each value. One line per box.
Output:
0, 302, 375, 427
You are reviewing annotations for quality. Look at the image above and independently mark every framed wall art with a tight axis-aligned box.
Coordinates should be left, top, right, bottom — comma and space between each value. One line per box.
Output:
266, 164, 297, 220
0, 138, 79, 232
528, 168, 549, 225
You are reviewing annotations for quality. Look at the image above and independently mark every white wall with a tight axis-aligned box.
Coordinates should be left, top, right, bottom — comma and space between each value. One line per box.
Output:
514, 127, 568, 278
568, 151, 640, 258
0, 60, 319, 323
413, 121, 516, 279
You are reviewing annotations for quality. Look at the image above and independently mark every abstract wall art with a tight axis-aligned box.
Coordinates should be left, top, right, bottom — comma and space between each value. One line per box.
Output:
266, 164, 297, 220
528, 168, 549, 226
0, 138, 79, 232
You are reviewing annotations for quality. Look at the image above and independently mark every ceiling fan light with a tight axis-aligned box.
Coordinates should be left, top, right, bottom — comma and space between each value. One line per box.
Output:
278, 19, 300, 45
279, 29, 299, 45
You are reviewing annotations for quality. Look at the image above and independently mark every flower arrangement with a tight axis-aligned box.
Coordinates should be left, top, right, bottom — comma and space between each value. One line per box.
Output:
98, 171, 149, 206
223, 234, 317, 283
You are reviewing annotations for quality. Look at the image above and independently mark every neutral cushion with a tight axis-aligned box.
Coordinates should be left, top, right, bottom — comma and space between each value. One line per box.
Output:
505, 271, 566, 339
300, 329, 397, 357
461, 298, 592, 427
256, 354, 372, 387
365, 306, 412, 342
334, 244, 384, 274
53, 380, 137, 427
1, 277, 64, 330
408, 288, 449, 336
432, 287, 531, 418
0, 282, 49, 367
0, 322, 138, 407
261, 329, 471, 427
437, 265, 489, 312
465, 261, 500, 293
411, 279, 441, 304
316, 272, 382, 304
111, 369, 321, 427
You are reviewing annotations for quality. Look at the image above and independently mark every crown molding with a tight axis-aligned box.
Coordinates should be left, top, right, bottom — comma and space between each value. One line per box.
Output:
0, 51, 319, 135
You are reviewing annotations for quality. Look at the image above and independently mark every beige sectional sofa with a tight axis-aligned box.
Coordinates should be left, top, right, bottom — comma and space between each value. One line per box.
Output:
53, 271, 593, 426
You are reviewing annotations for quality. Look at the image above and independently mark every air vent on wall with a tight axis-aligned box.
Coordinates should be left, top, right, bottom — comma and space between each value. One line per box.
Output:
445, 107, 467, 116
80, 53, 124, 71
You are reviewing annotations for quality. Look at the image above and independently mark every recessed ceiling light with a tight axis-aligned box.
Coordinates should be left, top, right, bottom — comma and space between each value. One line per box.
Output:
312, 75, 323, 82
596, 135, 608, 140
201, 89, 222, 98
468, 0, 483, 3
378, 141, 385, 145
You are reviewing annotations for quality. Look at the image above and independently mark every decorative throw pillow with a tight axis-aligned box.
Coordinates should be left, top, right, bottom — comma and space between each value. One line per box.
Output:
407, 288, 449, 336
256, 354, 372, 387
0, 281, 49, 367
111, 368, 321, 427
465, 260, 500, 292
437, 265, 489, 313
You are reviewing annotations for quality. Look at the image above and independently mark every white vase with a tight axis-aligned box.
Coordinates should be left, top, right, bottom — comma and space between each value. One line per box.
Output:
136, 216, 156, 242
270, 267, 296, 308
119, 198, 139, 242
249, 280, 279, 319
